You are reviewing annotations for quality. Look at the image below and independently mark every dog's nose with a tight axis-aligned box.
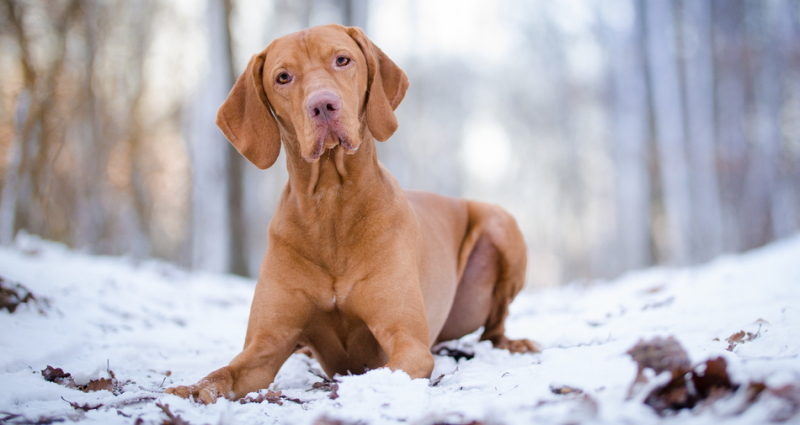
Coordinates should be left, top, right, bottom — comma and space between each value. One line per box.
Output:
306, 91, 341, 122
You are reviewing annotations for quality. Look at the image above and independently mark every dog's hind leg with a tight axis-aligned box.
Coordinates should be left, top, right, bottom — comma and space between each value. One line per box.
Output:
438, 201, 541, 353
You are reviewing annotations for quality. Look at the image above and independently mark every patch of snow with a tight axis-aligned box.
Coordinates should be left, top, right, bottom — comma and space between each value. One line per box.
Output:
1, 232, 799, 424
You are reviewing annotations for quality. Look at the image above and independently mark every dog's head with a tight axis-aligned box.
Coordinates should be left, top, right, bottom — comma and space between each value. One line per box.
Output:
216, 24, 409, 169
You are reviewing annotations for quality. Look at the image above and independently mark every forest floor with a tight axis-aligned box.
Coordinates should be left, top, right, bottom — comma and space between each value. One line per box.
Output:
1, 232, 799, 425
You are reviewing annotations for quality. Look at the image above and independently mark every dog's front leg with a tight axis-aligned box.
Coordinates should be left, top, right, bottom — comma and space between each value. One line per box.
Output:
165, 277, 313, 403
347, 271, 434, 379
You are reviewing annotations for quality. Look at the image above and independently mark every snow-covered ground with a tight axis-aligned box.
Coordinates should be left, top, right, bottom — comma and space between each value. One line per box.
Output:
1, 232, 799, 424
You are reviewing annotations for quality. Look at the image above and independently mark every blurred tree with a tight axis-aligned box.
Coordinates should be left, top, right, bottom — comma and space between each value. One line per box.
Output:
222, 0, 248, 277
602, 0, 653, 273
644, 0, 693, 265
680, 0, 724, 263
0, 0, 191, 260
745, 0, 797, 243
0, 0, 80, 246
341, 0, 368, 28
713, 0, 748, 252
189, 0, 234, 273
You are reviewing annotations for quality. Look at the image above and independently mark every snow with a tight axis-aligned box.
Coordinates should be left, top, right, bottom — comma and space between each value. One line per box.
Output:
1, 232, 799, 424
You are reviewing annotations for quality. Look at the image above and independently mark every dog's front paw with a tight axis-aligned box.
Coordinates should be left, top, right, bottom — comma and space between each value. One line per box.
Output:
164, 383, 219, 404
493, 337, 542, 354
164, 369, 234, 404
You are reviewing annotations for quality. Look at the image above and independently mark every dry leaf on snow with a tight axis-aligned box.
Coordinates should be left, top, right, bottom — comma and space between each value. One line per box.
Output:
626, 337, 739, 414
41, 365, 124, 394
239, 390, 283, 405
725, 327, 761, 351
550, 385, 583, 395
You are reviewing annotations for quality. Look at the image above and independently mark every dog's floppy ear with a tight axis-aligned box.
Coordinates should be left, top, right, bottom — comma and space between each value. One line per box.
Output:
347, 27, 410, 142
216, 51, 281, 169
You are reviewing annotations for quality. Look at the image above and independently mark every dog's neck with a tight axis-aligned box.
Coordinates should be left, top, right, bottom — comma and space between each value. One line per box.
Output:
282, 130, 387, 199
277, 130, 400, 275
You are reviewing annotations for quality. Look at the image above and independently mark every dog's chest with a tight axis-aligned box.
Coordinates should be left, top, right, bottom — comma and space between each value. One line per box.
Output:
304, 275, 356, 314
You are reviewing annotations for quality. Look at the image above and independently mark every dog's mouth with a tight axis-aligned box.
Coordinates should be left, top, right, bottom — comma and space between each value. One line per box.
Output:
303, 124, 357, 162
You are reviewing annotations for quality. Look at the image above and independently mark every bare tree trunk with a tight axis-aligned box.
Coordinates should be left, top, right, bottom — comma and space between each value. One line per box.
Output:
750, 0, 797, 240
0, 93, 26, 246
680, 0, 723, 262
602, 0, 652, 273
221, 0, 248, 276
125, 0, 156, 257
0, 0, 29, 246
0, 0, 79, 246
644, 0, 692, 265
0, 0, 31, 246
189, 0, 233, 273
713, 0, 748, 252
74, 0, 110, 251
341, 0, 368, 29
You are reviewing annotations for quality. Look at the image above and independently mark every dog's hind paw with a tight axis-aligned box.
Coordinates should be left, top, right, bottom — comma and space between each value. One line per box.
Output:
493, 337, 542, 354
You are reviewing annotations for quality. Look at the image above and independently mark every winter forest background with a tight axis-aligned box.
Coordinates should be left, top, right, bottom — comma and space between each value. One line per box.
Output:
1, 0, 799, 287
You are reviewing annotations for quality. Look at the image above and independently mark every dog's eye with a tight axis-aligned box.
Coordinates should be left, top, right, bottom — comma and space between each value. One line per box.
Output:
276, 72, 292, 85
336, 56, 350, 67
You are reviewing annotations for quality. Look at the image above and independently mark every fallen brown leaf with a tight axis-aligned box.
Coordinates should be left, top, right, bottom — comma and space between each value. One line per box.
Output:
745, 382, 767, 404
309, 380, 340, 399
329, 383, 339, 400
311, 382, 331, 390
728, 330, 746, 343
768, 384, 800, 422
642, 284, 665, 294
0, 277, 39, 314
641, 355, 738, 414
550, 385, 583, 395
627, 336, 691, 376
626, 336, 691, 399
725, 326, 761, 351
239, 390, 283, 405
771, 384, 800, 403
692, 357, 736, 401
85, 378, 114, 393
626, 337, 742, 414
42, 365, 130, 395
644, 371, 692, 412
42, 364, 126, 395
42, 366, 72, 383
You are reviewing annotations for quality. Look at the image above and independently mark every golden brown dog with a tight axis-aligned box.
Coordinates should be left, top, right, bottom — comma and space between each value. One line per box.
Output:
166, 24, 537, 404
